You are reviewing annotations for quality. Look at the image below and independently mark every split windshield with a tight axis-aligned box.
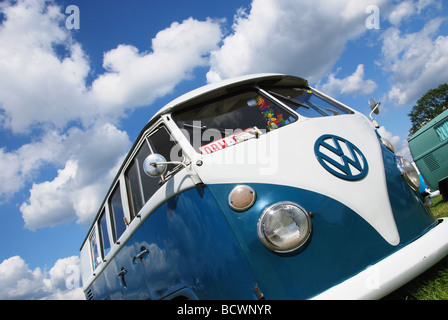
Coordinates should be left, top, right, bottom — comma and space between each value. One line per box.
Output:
172, 88, 353, 154
172, 90, 297, 153
266, 87, 353, 118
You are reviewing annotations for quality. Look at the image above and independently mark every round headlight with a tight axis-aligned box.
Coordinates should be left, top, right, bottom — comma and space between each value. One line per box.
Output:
381, 138, 395, 153
257, 202, 312, 253
396, 156, 420, 191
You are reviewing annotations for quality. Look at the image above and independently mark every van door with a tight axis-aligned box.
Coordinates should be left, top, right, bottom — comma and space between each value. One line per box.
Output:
128, 124, 186, 299
107, 182, 153, 299
114, 123, 185, 299
112, 242, 153, 300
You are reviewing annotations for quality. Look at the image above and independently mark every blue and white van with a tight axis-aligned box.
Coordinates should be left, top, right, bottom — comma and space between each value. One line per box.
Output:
80, 73, 448, 300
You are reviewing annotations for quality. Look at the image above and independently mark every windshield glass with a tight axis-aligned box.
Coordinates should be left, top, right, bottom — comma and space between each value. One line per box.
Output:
172, 90, 297, 153
266, 87, 353, 118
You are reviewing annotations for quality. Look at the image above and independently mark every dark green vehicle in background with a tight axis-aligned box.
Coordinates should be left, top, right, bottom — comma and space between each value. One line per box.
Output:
409, 109, 448, 201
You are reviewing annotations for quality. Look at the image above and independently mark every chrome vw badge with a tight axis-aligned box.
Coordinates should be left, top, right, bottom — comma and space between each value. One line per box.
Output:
314, 134, 368, 181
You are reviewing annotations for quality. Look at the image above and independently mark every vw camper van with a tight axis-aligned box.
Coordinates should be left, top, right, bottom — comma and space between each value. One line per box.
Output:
80, 74, 448, 300
409, 109, 448, 201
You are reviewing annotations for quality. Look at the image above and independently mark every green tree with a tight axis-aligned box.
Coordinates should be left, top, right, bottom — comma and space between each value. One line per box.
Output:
408, 83, 448, 136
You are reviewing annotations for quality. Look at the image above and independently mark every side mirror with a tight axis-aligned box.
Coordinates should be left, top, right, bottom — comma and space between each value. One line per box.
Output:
368, 98, 381, 129
143, 154, 167, 177
369, 98, 380, 115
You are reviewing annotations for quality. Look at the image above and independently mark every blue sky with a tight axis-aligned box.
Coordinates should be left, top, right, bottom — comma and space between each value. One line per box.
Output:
0, 0, 447, 299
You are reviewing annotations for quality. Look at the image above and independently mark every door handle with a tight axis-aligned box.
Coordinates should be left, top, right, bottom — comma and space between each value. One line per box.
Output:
117, 267, 127, 277
117, 267, 127, 288
133, 246, 149, 263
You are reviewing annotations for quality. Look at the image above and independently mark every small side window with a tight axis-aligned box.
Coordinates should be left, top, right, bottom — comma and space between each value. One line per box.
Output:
125, 125, 183, 218
109, 183, 126, 243
89, 227, 100, 270
125, 140, 159, 217
435, 120, 448, 142
148, 125, 184, 168
98, 208, 111, 258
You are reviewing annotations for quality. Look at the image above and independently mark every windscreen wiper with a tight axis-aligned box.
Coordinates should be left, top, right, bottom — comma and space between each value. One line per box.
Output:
183, 123, 228, 134
267, 91, 310, 109
183, 123, 207, 130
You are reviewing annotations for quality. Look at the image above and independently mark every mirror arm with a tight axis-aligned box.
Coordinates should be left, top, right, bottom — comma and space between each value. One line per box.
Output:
368, 99, 381, 129
369, 110, 380, 128
369, 108, 377, 121
151, 160, 203, 186
144, 153, 202, 185
150, 161, 188, 169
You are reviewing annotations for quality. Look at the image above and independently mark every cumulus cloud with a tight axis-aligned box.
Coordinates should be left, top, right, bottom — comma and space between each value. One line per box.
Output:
378, 126, 412, 160
380, 2, 448, 106
20, 123, 130, 230
387, 0, 441, 26
0, 0, 91, 133
91, 17, 223, 115
317, 64, 377, 97
0, 0, 224, 230
0, 255, 84, 300
0, 0, 223, 133
207, 0, 386, 83
0, 131, 64, 199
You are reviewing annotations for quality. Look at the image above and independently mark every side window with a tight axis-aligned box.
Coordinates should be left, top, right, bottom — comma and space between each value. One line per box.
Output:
125, 125, 182, 218
125, 141, 159, 217
435, 120, 448, 142
149, 125, 183, 167
98, 208, 111, 258
89, 227, 100, 270
109, 183, 126, 243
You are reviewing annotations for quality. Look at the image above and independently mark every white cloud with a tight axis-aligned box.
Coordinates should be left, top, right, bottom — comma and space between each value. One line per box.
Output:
0, 1, 223, 133
378, 126, 412, 160
207, 0, 386, 83
91, 17, 223, 115
20, 123, 130, 230
387, 0, 441, 26
387, 0, 416, 26
318, 64, 377, 97
0, 0, 91, 133
0, 1, 224, 230
0, 255, 84, 300
380, 2, 448, 106
21, 160, 78, 230
0, 131, 64, 199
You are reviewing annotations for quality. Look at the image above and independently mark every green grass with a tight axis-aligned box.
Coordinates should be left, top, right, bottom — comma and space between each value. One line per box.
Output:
429, 195, 448, 220
385, 195, 448, 300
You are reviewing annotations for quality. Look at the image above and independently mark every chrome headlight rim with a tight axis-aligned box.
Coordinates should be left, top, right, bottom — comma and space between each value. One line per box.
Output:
380, 137, 395, 153
257, 201, 312, 254
396, 156, 420, 192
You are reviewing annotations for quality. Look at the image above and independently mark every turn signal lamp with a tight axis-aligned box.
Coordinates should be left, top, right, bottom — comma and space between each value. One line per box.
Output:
228, 185, 256, 212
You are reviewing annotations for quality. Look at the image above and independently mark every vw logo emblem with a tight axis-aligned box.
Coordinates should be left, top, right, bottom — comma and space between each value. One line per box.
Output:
314, 134, 368, 181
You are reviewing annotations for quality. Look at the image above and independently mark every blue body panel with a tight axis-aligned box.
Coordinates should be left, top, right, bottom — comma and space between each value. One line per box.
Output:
380, 145, 436, 241
86, 186, 257, 300
206, 144, 435, 299
86, 145, 436, 300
